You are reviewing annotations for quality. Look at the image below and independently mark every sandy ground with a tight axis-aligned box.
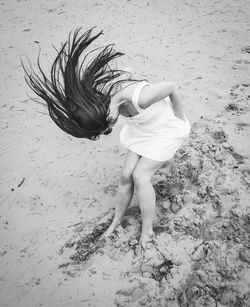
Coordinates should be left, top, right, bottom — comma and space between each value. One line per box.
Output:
0, 0, 250, 306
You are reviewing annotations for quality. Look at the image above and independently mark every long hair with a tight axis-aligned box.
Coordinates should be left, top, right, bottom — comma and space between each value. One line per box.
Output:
22, 28, 134, 140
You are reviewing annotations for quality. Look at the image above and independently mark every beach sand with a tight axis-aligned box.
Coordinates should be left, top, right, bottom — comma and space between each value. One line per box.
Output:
0, 0, 250, 306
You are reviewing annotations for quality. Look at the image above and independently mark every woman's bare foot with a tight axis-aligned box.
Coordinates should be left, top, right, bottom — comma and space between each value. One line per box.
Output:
101, 221, 120, 239
139, 232, 155, 250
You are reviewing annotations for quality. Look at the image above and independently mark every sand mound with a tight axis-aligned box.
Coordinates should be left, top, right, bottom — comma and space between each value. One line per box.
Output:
58, 117, 250, 306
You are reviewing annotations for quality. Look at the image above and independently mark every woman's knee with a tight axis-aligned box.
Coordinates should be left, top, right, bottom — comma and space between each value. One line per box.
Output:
120, 168, 133, 185
132, 169, 151, 187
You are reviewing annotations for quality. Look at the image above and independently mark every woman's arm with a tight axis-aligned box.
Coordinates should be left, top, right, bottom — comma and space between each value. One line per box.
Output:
139, 81, 185, 121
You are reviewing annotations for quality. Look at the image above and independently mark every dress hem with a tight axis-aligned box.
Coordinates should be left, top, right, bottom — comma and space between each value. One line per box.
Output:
127, 146, 175, 162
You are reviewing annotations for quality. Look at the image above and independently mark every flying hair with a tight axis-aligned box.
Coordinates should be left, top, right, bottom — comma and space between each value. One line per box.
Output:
22, 27, 134, 140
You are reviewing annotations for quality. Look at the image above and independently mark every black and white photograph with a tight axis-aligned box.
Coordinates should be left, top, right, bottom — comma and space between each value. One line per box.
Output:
0, 0, 250, 306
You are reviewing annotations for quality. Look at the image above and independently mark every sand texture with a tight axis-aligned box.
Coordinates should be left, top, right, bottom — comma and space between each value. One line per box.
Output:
0, 0, 250, 306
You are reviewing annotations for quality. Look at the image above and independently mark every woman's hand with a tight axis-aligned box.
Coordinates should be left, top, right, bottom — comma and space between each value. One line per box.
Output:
168, 83, 185, 121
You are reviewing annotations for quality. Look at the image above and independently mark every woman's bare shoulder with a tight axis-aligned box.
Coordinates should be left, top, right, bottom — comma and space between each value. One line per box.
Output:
119, 80, 177, 110
116, 81, 140, 102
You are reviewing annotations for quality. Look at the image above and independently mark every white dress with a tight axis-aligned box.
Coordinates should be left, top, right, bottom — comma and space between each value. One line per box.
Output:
120, 81, 191, 161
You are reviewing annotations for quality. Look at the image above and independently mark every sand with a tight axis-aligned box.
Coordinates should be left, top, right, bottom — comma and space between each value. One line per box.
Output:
0, 0, 250, 306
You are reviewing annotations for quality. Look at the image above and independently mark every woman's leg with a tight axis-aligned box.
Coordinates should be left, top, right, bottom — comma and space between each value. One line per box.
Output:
132, 157, 165, 247
103, 150, 141, 237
